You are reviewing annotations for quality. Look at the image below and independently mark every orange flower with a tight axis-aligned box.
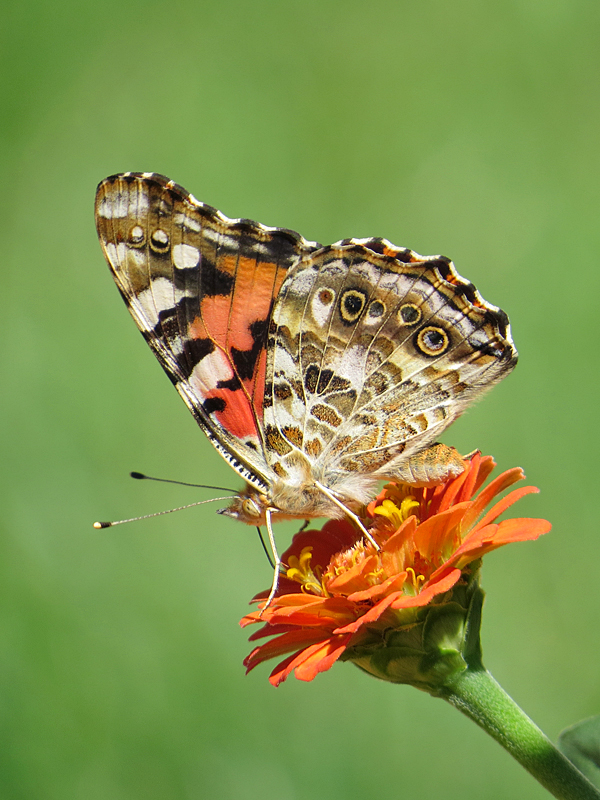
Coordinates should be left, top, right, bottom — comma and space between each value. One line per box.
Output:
241, 454, 551, 686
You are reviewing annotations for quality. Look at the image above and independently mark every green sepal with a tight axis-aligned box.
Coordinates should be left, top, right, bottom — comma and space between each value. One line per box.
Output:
341, 562, 486, 693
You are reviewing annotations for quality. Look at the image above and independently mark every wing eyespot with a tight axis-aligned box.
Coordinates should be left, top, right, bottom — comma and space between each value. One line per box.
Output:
398, 303, 422, 326
415, 326, 450, 356
318, 288, 334, 304
340, 288, 367, 324
367, 299, 385, 319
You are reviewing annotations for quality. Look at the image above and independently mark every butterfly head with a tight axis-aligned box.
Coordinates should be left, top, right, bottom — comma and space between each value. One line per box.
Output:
217, 485, 271, 526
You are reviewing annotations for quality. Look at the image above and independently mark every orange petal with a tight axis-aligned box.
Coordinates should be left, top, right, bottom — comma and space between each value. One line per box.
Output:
473, 485, 539, 531
413, 502, 471, 557
263, 596, 358, 628
247, 623, 305, 641
435, 463, 471, 513
294, 636, 352, 681
484, 516, 552, 545
452, 451, 482, 504
468, 454, 497, 496
460, 467, 526, 531
327, 554, 380, 594
449, 517, 551, 570
244, 629, 330, 671
347, 571, 408, 602
269, 635, 351, 686
268, 652, 302, 687
334, 591, 403, 634
435, 523, 499, 575
454, 452, 495, 504
383, 515, 418, 553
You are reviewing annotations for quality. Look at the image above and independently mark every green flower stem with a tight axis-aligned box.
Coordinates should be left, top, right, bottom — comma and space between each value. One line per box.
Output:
438, 667, 600, 800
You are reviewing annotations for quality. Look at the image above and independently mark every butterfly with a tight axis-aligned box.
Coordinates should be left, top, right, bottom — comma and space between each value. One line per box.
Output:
95, 172, 517, 582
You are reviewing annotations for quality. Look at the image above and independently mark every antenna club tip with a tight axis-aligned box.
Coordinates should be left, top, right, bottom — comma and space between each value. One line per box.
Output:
93, 521, 111, 529
130, 471, 145, 480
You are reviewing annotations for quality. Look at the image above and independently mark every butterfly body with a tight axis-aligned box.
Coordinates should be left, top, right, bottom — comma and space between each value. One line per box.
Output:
95, 172, 517, 532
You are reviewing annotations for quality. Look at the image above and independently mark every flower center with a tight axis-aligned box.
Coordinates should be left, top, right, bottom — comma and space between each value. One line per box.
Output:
404, 566, 425, 595
286, 547, 325, 595
373, 495, 420, 528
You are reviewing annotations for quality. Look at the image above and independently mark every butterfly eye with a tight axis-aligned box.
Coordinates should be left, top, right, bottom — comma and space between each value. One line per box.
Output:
340, 289, 367, 323
398, 303, 422, 325
241, 497, 261, 518
129, 225, 145, 246
416, 326, 450, 356
150, 228, 170, 252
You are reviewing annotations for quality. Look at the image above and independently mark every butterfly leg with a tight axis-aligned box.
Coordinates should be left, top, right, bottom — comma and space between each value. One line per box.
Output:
261, 508, 283, 614
314, 481, 380, 550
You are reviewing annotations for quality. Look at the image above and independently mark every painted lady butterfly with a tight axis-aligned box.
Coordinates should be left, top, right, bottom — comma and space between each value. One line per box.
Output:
96, 172, 517, 565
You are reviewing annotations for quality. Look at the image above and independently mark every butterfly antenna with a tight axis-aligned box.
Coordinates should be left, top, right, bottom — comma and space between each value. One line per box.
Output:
93, 496, 235, 529
130, 471, 237, 493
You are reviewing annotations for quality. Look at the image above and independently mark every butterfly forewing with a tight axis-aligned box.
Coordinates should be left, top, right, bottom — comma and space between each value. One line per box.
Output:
95, 172, 320, 490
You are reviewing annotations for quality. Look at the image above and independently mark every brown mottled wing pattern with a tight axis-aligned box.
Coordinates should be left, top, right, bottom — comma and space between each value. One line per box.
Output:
263, 238, 517, 491
95, 172, 320, 490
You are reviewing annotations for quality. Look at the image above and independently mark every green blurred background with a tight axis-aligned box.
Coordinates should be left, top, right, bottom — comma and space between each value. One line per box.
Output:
3, 0, 599, 797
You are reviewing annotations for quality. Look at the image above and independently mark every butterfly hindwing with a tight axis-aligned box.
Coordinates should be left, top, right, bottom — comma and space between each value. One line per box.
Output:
264, 241, 516, 490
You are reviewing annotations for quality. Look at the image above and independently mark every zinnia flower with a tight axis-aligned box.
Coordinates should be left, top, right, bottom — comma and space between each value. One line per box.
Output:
241, 453, 551, 687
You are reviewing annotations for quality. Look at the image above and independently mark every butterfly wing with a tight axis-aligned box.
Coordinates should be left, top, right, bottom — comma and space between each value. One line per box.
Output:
95, 172, 320, 490
263, 238, 517, 493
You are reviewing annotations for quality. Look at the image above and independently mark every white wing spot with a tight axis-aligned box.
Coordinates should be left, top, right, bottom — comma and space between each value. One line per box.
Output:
310, 287, 335, 328
189, 350, 234, 394
272, 347, 296, 378
287, 269, 317, 295
97, 192, 148, 219
174, 212, 201, 233
200, 227, 238, 248
105, 242, 127, 266
151, 229, 169, 246
169, 336, 185, 356
130, 225, 144, 244
336, 346, 366, 389
173, 243, 200, 270
131, 277, 176, 330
